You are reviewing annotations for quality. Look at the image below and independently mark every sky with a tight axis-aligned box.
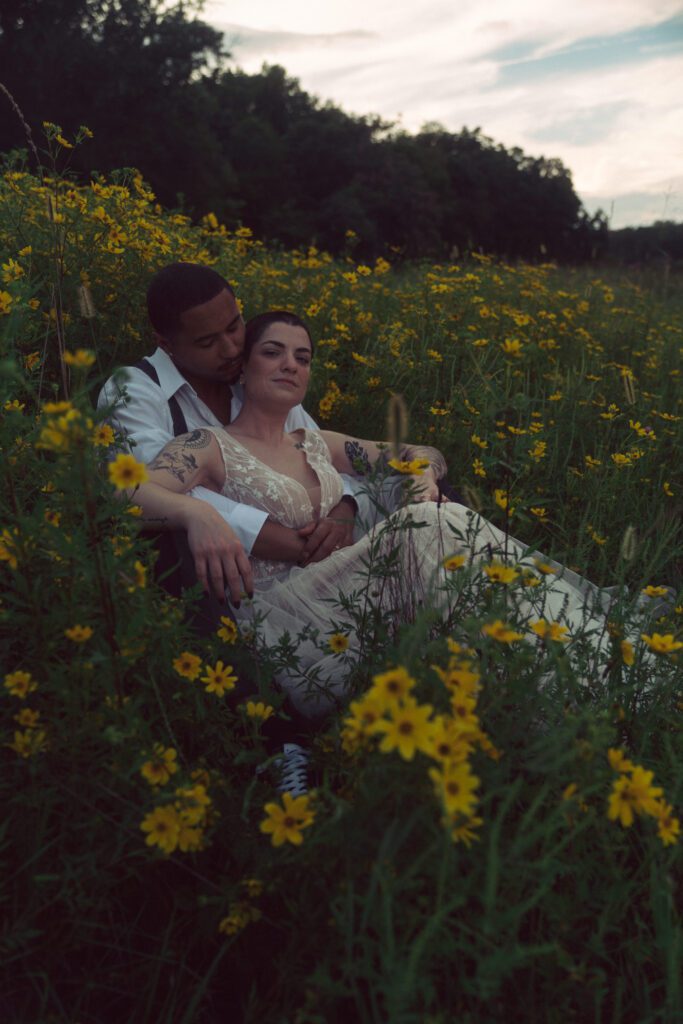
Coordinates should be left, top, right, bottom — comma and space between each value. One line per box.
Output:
203, 0, 683, 229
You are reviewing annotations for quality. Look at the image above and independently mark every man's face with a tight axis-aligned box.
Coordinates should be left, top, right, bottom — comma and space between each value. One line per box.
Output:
158, 288, 245, 387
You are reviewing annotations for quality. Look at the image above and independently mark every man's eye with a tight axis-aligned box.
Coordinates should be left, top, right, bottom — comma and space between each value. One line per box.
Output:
198, 339, 215, 349
297, 358, 310, 366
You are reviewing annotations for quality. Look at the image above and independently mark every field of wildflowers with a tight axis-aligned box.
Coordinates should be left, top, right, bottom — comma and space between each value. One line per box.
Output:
1, 132, 682, 1022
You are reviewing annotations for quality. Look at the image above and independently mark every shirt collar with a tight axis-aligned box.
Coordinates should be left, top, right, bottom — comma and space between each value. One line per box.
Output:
147, 347, 196, 400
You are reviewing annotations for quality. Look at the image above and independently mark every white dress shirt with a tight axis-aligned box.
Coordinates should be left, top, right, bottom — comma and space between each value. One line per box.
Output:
98, 347, 348, 553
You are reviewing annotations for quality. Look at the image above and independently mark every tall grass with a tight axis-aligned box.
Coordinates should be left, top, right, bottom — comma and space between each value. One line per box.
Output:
1, 132, 681, 1022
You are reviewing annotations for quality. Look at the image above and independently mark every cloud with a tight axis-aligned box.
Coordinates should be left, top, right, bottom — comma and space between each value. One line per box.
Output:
217, 23, 374, 60
205, 0, 683, 226
582, 186, 683, 226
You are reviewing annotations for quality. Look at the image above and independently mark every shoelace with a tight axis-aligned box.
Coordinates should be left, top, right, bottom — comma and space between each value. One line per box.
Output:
276, 744, 310, 797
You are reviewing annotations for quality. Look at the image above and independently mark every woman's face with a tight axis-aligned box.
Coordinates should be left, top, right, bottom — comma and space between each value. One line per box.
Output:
243, 322, 312, 409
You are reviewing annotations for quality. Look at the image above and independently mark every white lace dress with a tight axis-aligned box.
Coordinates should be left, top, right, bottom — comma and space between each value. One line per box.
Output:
208, 428, 643, 717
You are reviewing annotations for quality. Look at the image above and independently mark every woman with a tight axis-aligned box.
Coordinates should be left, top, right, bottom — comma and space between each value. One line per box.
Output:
132, 311, 646, 717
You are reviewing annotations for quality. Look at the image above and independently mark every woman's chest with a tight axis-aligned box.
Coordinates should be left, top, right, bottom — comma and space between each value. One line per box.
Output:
241, 439, 320, 493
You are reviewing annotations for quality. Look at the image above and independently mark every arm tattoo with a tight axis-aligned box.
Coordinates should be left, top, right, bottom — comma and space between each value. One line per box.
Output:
344, 440, 372, 476
147, 429, 211, 483
182, 429, 212, 450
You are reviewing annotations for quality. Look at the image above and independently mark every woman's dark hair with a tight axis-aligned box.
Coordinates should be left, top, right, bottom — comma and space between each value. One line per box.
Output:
244, 310, 314, 360
147, 262, 234, 337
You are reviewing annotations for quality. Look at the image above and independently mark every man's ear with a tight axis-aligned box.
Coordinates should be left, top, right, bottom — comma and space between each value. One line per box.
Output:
155, 332, 173, 356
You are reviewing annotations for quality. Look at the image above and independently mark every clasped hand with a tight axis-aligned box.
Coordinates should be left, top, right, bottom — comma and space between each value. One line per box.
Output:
297, 499, 356, 566
185, 500, 356, 604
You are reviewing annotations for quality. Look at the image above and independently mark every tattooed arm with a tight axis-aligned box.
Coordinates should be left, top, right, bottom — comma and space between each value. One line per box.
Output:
320, 431, 447, 503
120, 429, 254, 604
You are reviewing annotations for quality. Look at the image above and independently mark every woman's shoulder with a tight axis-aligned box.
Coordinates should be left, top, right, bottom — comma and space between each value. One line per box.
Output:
300, 428, 334, 455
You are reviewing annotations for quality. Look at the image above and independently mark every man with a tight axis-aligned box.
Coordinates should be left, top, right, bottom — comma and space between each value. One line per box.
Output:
98, 262, 359, 607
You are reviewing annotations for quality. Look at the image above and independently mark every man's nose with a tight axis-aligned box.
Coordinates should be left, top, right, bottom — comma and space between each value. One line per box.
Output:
219, 332, 240, 357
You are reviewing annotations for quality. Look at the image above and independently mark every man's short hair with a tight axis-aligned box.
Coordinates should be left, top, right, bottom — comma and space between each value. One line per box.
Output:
147, 262, 235, 338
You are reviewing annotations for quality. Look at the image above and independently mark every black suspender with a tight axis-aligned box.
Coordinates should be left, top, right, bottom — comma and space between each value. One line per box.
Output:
134, 358, 188, 437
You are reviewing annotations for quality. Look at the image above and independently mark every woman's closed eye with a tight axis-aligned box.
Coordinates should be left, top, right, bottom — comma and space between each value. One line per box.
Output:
263, 348, 310, 365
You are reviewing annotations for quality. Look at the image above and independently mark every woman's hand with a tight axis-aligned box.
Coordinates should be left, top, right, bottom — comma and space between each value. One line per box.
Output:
184, 504, 254, 606
404, 466, 441, 502
298, 498, 356, 565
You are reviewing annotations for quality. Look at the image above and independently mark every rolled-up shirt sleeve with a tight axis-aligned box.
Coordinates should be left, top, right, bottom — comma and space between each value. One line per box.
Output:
98, 369, 271, 554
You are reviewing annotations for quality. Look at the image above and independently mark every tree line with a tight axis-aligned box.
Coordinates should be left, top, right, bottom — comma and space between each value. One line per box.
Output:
1, 0, 675, 264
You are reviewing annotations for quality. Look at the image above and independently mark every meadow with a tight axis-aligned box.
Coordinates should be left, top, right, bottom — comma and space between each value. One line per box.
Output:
1, 132, 682, 1023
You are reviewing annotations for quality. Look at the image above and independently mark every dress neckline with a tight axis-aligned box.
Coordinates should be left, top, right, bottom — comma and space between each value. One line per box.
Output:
215, 427, 327, 518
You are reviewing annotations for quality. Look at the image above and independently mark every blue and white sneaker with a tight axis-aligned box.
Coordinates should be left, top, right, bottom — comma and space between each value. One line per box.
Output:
274, 742, 310, 797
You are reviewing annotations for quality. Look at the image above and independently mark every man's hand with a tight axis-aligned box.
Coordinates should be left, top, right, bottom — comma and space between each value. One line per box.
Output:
298, 498, 356, 566
184, 506, 253, 605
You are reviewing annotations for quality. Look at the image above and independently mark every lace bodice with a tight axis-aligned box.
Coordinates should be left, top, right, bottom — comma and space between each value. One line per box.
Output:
207, 427, 344, 581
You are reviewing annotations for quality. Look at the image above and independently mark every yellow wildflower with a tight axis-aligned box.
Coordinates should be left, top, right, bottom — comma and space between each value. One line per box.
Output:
493, 489, 515, 515
201, 661, 238, 696
621, 640, 635, 666
608, 748, 635, 773
4, 670, 37, 699
449, 814, 483, 847
0, 527, 20, 569
328, 632, 350, 653
175, 784, 211, 826
108, 453, 149, 489
141, 745, 179, 786
14, 708, 40, 729
63, 348, 95, 368
641, 633, 683, 655
7, 728, 48, 758
92, 423, 115, 447
483, 561, 519, 585
370, 666, 416, 706
173, 652, 202, 680
216, 616, 238, 644
64, 624, 94, 643
501, 338, 523, 357
374, 697, 434, 761
654, 802, 680, 847
530, 619, 569, 642
607, 767, 663, 827
388, 457, 429, 475
641, 585, 671, 598
244, 701, 275, 721
260, 792, 315, 847
482, 620, 523, 644
443, 554, 466, 571
429, 761, 480, 816
140, 805, 182, 854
